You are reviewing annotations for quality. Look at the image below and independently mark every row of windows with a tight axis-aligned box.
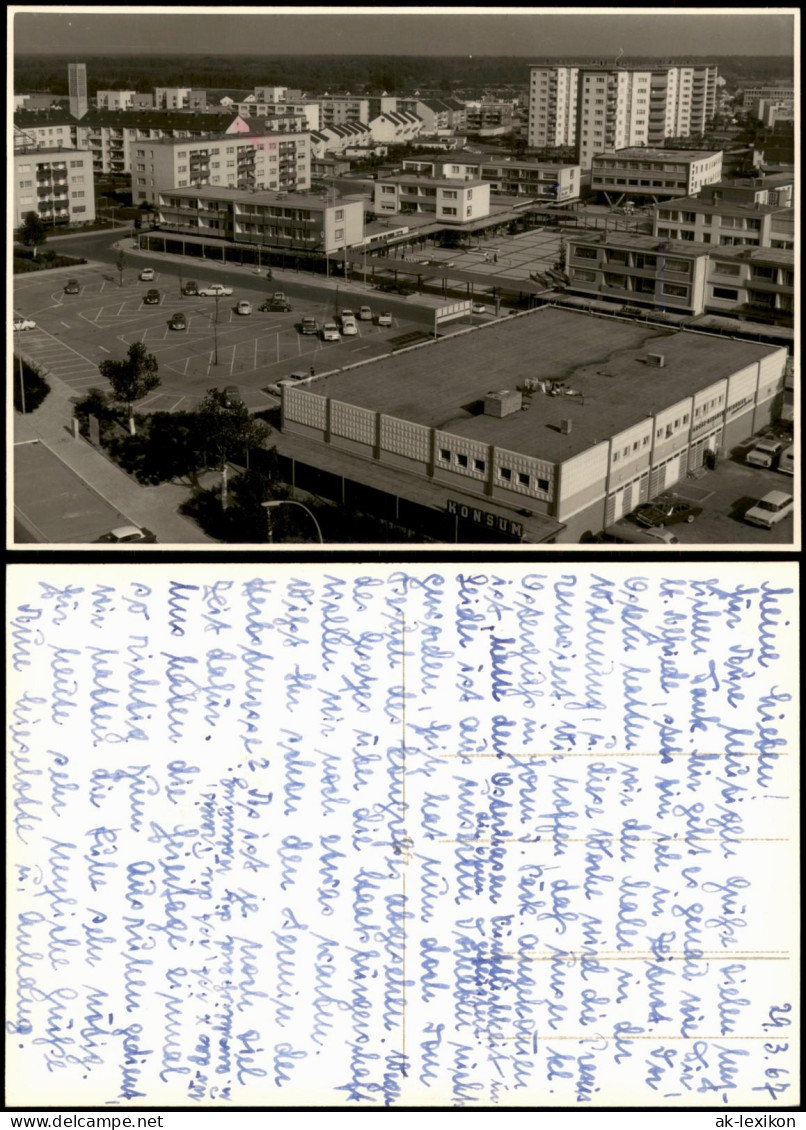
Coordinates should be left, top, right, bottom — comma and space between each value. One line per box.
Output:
437, 449, 549, 491
612, 435, 652, 462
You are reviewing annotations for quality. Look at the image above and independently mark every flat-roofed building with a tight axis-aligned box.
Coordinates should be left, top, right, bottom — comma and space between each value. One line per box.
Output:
68, 62, 88, 120
277, 306, 786, 541
14, 147, 95, 227
132, 130, 310, 203
374, 175, 491, 222
154, 87, 192, 110
740, 86, 794, 108
591, 147, 722, 201
156, 185, 364, 255
654, 193, 794, 250
402, 151, 581, 203
705, 246, 794, 325
95, 90, 138, 111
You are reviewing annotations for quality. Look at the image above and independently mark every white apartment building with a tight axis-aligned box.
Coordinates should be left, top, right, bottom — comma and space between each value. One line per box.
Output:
528, 62, 718, 167
132, 131, 311, 203
96, 90, 137, 110
68, 63, 88, 119
154, 87, 192, 110
236, 100, 320, 131
316, 96, 370, 128
374, 176, 491, 223
14, 148, 95, 227
367, 111, 422, 145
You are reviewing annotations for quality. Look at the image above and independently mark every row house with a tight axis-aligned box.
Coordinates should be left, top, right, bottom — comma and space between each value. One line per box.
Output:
310, 122, 373, 158
367, 111, 422, 145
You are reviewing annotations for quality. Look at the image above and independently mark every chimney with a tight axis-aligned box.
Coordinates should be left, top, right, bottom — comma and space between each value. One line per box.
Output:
560, 418, 573, 434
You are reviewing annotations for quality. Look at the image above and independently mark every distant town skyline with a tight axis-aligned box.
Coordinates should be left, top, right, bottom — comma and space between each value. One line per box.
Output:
12, 7, 797, 59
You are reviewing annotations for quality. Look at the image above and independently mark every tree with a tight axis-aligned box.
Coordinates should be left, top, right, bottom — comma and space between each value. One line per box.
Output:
19, 212, 48, 259
99, 341, 160, 435
195, 389, 271, 509
115, 249, 127, 288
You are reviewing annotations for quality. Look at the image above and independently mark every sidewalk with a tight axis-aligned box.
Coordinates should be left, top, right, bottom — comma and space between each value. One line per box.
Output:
13, 370, 214, 545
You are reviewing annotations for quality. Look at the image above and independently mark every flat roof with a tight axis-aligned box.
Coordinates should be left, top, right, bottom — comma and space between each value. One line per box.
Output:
569, 231, 712, 257
383, 174, 487, 188
710, 245, 794, 266
662, 195, 789, 218
162, 186, 346, 207
602, 147, 722, 161
303, 307, 780, 464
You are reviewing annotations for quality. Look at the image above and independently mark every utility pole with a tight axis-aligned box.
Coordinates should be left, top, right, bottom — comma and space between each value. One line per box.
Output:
16, 328, 26, 414
213, 295, 219, 365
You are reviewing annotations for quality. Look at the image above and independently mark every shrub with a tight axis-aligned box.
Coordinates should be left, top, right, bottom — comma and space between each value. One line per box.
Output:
13, 356, 51, 413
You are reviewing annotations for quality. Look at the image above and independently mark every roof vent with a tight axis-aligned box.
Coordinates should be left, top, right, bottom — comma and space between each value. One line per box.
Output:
484, 388, 522, 417
560, 418, 573, 434
645, 352, 666, 367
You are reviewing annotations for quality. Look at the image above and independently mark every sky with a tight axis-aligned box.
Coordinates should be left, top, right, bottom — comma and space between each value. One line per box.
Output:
11, 7, 797, 57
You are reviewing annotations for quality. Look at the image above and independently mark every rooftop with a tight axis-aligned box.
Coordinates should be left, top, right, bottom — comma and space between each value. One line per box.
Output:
161, 185, 348, 208
304, 307, 778, 463
569, 231, 712, 257
601, 147, 722, 162
664, 194, 790, 218
381, 174, 487, 188
709, 245, 794, 266
14, 108, 246, 132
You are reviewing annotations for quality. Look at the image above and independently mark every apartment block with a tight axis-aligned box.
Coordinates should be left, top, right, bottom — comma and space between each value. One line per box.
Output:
463, 101, 515, 134
68, 63, 88, 120
154, 87, 192, 110
654, 194, 794, 250
236, 100, 319, 131
705, 246, 795, 323
591, 147, 723, 200
402, 152, 581, 203
528, 62, 718, 167
156, 186, 364, 255
753, 99, 795, 128
132, 130, 311, 203
740, 86, 794, 108
14, 147, 95, 227
316, 96, 370, 128
374, 176, 490, 222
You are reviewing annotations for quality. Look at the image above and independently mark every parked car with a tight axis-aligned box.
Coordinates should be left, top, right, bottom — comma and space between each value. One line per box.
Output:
144, 289, 160, 304
139, 267, 155, 281
169, 312, 187, 331
322, 322, 341, 342
472, 303, 488, 314
779, 445, 795, 475
223, 385, 242, 407
260, 295, 292, 311
198, 283, 233, 297
746, 439, 784, 470
604, 520, 680, 545
632, 498, 703, 528
182, 280, 199, 296
237, 300, 252, 316
359, 305, 373, 321
744, 491, 794, 529
64, 279, 80, 294
377, 311, 393, 327
95, 525, 158, 544
300, 316, 318, 335
340, 309, 355, 320
13, 317, 36, 331
266, 379, 291, 396
340, 314, 358, 336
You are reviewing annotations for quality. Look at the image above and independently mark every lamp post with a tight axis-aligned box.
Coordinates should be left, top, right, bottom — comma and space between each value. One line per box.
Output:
212, 294, 219, 365
262, 500, 324, 544
16, 326, 26, 415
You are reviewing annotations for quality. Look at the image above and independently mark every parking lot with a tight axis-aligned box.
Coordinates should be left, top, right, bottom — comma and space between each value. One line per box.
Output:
13, 265, 428, 412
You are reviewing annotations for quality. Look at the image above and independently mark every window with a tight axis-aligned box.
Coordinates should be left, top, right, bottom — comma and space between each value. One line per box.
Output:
575, 246, 598, 260
537, 478, 550, 492
712, 286, 739, 300
177, 165, 187, 173
456, 454, 468, 468
335, 228, 344, 240
613, 450, 620, 463
439, 449, 451, 461
499, 467, 512, 481
442, 206, 457, 216
474, 458, 486, 472
443, 189, 457, 199
335, 209, 344, 221
518, 472, 530, 486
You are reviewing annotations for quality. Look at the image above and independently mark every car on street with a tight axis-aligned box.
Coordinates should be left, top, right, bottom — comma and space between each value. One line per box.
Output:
223, 385, 242, 407
182, 280, 199, 296
745, 439, 784, 470
322, 322, 341, 342
779, 445, 795, 474
95, 525, 158, 544
377, 311, 393, 327
359, 305, 373, 321
472, 303, 488, 314
139, 267, 155, 281
64, 279, 80, 294
632, 497, 703, 527
237, 300, 252, 316
744, 490, 794, 529
13, 317, 36, 331
169, 312, 187, 330
267, 379, 291, 396
144, 289, 160, 304
198, 283, 233, 297
300, 316, 318, 335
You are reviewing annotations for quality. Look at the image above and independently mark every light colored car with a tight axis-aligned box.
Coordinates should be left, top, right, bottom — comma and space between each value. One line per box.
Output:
378, 311, 393, 327
322, 322, 341, 342
359, 305, 373, 321
237, 300, 252, 316
340, 315, 358, 336
746, 439, 784, 469
139, 267, 155, 281
198, 283, 233, 297
779, 445, 794, 474
95, 525, 157, 544
13, 317, 36, 331
266, 379, 291, 396
744, 491, 794, 529
340, 309, 355, 320
472, 303, 488, 315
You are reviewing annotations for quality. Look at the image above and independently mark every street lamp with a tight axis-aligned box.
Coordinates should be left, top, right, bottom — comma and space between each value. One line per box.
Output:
15, 326, 27, 414
212, 294, 219, 365
262, 500, 324, 544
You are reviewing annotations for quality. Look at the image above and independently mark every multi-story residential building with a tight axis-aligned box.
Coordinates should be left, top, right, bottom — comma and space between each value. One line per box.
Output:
14, 92, 63, 111
402, 152, 581, 203
705, 246, 795, 324
564, 229, 794, 324
154, 87, 192, 110
367, 111, 423, 145
155, 186, 364, 256
462, 100, 515, 134
698, 174, 794, 209
277, 306, 787, 541
235, 100, 319, 131
374, 175, 490, 223
654, 192, 794, 250
753, 99, 796, 128
591, 147, 723, 201
528, 62, 718, 167
132, 130, 311, 203
315, 96, 370, 129
96, 90, 138, 110
254, 86, 303, 104
68, 63, 88, 119
14, 147, 95, 227
740, 86, 794, 108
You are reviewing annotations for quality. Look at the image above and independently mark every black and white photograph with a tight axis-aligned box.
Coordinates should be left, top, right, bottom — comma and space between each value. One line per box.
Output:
9, 6, 798, 547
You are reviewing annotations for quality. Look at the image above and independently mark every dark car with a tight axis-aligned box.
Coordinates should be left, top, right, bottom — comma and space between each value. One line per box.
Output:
144, 288, 160, 304
223, 385, 242, 407
260, 297, 293, 312
632, 497, 703, 528
64, 279, 80, 294
182, 280, 198, 296
169, 312, 187, 330
95, 525, 158, 544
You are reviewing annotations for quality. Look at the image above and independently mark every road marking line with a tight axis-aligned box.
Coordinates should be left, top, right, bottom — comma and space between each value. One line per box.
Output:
254, 338, 258, 368
171, 396, 186, 412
